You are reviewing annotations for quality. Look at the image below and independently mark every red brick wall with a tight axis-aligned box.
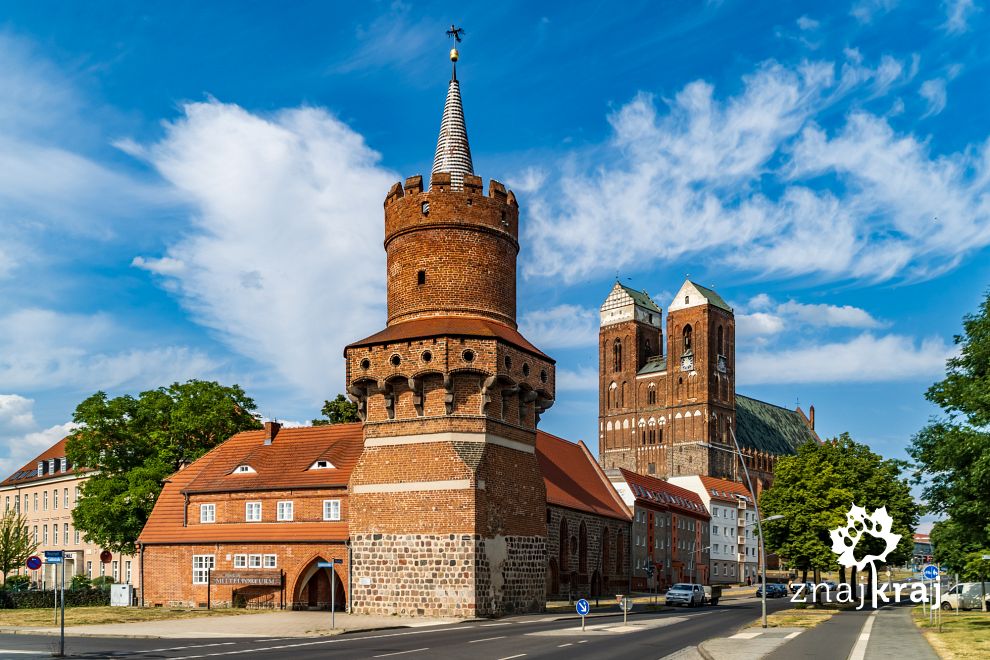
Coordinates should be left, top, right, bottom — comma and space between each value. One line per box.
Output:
187, 488, 347, 526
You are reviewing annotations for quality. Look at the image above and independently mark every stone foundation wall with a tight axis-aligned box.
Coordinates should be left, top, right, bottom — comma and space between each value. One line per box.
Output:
350, 533, 545, 618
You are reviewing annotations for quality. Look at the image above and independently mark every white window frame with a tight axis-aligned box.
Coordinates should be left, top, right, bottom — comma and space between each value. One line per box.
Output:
245, 501, 262, 522
248, 554, 262, 568
277, 500, 294, 521
263, 554, 277, 568
192, 555, 215, 585
323, 499, 341, 521
233, 554, 247, 568
200, 503, 216, 524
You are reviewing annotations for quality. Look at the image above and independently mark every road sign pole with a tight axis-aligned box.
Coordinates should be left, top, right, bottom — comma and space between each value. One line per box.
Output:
331, 568, 336, 630
59, 556, 65, 657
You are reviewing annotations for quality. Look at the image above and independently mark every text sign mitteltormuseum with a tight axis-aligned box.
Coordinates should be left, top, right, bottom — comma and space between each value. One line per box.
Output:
210, 571, 282, 587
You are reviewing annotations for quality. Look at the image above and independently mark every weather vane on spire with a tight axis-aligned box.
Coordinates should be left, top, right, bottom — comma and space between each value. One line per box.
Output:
446, 24, 464, 78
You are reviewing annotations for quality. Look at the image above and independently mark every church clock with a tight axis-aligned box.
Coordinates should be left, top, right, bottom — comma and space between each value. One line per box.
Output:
680, 354, 694, 372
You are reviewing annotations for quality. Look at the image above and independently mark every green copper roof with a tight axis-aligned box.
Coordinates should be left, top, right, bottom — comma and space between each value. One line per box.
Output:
690, 281, 733, 312
618, 283, 662, 313
735, 394, 817, 455
638, 355, 667, 375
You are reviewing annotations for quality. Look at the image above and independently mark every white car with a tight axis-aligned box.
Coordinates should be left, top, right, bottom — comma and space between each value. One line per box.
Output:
940, 582, 990, 610
665, 583, 705, 607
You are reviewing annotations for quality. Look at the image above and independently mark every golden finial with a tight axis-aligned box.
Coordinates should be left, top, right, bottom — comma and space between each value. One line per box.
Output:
450, 47, 459, 62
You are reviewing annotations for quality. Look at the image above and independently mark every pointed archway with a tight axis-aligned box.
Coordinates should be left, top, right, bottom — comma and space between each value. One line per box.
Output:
294, 557, 346, 611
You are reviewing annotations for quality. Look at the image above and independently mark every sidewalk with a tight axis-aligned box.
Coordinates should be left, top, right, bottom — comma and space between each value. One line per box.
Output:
0, 610, 463, 639
862, 606, 938, 659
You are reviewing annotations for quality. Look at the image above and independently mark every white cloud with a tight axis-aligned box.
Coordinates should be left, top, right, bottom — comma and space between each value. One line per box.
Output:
0, 392, 78, 480
555, 366, 598, 391
0, 394, 36, 430
850, 0, 899, 23
942, 0, 979, 33
797, 16, 820, 30
523, 55, 990, 285
132, 100, 396, 402
738, 333, 952, 385
519, 304, 599, 349
0, 309, 219, 391
775, 300, 881, 328
736, 312, 786, 337
919, 78, 948, 117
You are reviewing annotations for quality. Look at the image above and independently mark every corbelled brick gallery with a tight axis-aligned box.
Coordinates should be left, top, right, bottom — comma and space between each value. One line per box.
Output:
137, 46, 815, 616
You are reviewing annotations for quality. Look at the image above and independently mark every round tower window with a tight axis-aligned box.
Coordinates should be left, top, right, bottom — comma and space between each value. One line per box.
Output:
522, 363, 531, 377
390, 354, 401, 367
422, 350, 433, 363
504, 355, 512, 369
462, 349, 475, 363
360, 358, 371, 370
421, 201, 430, 215
540, 369, 548, 383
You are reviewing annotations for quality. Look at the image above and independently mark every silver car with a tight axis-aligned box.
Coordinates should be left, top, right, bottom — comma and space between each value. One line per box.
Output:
665, 583, 705, 607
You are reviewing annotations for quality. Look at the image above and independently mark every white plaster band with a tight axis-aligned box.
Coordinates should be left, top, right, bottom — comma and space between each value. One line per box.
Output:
353, 479, 475, 494
364, 431, 534, 454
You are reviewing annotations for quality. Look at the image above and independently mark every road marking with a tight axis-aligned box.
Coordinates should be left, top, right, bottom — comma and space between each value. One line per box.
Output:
497, 655, 527, 660
468, 636, 507, 643
372, 648, 430, 658
482, 622, 514, 627
785, 631, 802, 639
578, 640, 588, 643
847, 610, 878, 660
730, 631, 762, 639
558, 642, 573, 647
145, 643, 236, 652
0, 652, 47, 656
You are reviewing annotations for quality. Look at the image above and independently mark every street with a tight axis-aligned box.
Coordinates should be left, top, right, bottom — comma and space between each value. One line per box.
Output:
0, 597, 793, 659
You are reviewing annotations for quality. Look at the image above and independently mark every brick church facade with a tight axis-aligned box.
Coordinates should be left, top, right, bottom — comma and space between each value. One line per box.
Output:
598, 280, 819, 489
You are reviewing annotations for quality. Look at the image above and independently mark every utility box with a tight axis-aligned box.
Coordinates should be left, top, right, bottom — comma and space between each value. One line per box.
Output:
110, 583, 133, 607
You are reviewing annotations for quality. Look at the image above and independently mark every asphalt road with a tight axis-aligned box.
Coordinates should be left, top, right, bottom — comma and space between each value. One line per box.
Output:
0, 597, 793, 659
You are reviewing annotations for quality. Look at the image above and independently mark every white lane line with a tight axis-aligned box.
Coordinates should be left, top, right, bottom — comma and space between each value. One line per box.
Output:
373, 648, 430, 658
578, 640, 588, 643
468, 636, 507, 643
730, 632, 762, 639
482, 622, 514, 627
847, 610, 878, 660
145, 643, 236, 652
558, 642, 573, 647
0, 652, 48, 656
498, 655, 527, 660
785, 631, 802, 639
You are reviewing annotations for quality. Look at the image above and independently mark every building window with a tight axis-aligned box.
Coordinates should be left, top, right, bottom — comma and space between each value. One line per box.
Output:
233, 465, 254, 474
192, 555, 215, 585
246, 501, 262, 522
248, 555, 263, 568
86, 561, 92, 577
64, 488, 69, 509
323, 499, 341, 521
125, 561, 132, 584
75, 529, 80, 544
53, 489, 58, 510
277, 501, 294, 521
233, 555, 247, 568
648, 388, 656, 405
33, 526, 38, 543
648, 462, 656, 474
200, 504, 216, 524
417, 270, 426, 285
612, 338, 622, 372
43, 492, 48, 511
717, 325, 724, 355
63, 523, 69, 545
74, 486, 80, 502
263, 555, 277, 568
100, 561, 105, 576
683, 325, 692, 351
112, 560, 119, 581
43, 525, 48, 545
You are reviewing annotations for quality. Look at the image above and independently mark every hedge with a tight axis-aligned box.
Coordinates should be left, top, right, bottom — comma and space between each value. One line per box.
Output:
0, 587, 111, 609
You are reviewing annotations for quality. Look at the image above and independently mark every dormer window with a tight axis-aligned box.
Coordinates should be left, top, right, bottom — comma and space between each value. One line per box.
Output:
310, 460, 335, 470
38, 462, 44, 477
49, 458, 56, 474
232, 465, 255, 474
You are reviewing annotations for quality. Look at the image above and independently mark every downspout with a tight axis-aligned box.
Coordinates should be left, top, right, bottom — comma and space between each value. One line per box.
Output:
183, 493, 189, 526
139, 544, 145, 607
347, 539, 353, 614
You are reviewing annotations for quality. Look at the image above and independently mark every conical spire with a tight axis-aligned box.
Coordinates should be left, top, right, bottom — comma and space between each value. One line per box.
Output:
432, 56, 474, 190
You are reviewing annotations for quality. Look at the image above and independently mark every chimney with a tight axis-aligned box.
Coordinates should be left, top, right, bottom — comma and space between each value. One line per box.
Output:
263, 421, 281, 445
809, 405, 815, 430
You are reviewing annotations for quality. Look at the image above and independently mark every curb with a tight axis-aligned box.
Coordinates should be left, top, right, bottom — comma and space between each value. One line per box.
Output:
0, 624, 418, 640
696, 641, 717, 660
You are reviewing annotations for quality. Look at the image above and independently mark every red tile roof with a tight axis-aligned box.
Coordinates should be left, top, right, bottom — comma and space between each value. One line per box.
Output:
346, 316, 553, 362
138, 424, 363, 545
618, 469, 710, 519
536, 431, 631, 521
0, 436, 87, 487
697, 476, 754, 504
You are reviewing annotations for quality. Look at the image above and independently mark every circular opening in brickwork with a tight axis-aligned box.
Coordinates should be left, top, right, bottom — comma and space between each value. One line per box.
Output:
462, 349, 475, 363
540, 369, 548, 383
360, 358, 371, 370
422, 350, 433, 363
390, 354, 401, 367
522, 363, 531, 377
504, 355, 512, 369
466, 198, 473, 206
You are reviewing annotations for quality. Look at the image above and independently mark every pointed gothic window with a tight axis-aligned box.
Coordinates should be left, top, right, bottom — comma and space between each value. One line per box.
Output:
613, 338, 622, 372
717, 326, 724, 355
683, 325, 692, 352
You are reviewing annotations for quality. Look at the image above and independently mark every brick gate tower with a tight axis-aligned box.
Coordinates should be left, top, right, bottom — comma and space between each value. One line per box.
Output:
344, 45, 555, 617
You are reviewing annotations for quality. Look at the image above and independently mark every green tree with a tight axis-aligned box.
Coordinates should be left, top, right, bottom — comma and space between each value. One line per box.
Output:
67, 380, 261, 554
761, 434, 917, 591
311, 394, 359, 426
910, 290, 990, 557
0, 510, 38, 584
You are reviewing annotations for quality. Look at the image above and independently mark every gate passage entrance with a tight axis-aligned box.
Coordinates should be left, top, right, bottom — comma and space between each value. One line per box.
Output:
295, 557, 346, 611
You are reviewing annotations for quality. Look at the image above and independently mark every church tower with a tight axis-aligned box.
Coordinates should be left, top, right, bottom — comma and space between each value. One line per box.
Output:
665, 280, 736, 479
345, 44, 554, 617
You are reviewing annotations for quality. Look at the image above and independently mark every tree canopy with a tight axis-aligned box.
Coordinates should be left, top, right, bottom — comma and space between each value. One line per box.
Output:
311, 394, 360, 426
910, 290, 990, 568
66, 380, 261, 554
761, 433, 917, 576
0, 510, 38, 584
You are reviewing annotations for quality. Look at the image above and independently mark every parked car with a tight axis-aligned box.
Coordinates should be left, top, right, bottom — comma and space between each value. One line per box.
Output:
757, 583, 788, 598
789, 581, 815, 594
940, 582, 990, 611
665, 583, 706, 607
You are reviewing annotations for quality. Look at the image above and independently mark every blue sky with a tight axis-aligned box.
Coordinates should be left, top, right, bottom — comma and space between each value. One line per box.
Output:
2, 1, 989, 523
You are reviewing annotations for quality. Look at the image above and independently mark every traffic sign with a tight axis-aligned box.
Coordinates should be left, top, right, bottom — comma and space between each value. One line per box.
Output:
100, 550, 112, 564
44, 550, 64, 565
576, 598, 590, 616
317, 561, 333, 568
923, 565, 939, 580
26, 555, 42, 570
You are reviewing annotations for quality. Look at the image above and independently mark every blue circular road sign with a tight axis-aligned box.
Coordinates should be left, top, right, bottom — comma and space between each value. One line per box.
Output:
26, 555, 42, 570
576, 598, 590, 616
923, 565, 939, 580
